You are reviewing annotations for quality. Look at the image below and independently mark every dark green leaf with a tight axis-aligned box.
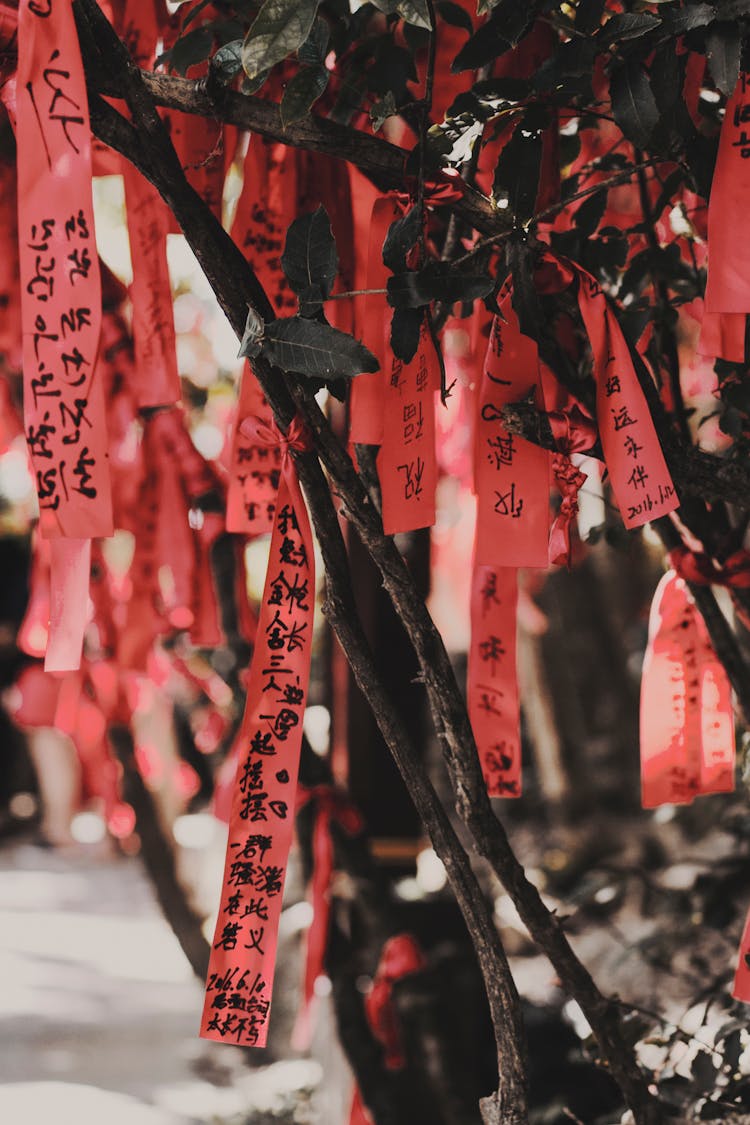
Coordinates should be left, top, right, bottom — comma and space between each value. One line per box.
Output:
436, 1, 473, 35
211, 40, 244, 82
662, 4, 716, 33
242, 67, 271, 94
181, 0, 214, 29
242, 0, 319, 80
280, 64, 329, 126
387, 263, 493, 307
390, 307, 423, 362
692, 1049, 719, 1091
573, 189, 607, 237
705, 22, 741, 95
238, 307, 265, 359
507, 235, 542, 341
493, 122, 542, 225
261, 317, 379, 378
370, 91, 398, 131
298, 15, 330, 65
397, 0, 432, 29
281, 206, 338, 303
369, 42, 418, 99
169, 26, 215, 76
598, 12, 661, 47
383, 206, 421, 273
610, 58, 660, 147
451, 0, 532, 72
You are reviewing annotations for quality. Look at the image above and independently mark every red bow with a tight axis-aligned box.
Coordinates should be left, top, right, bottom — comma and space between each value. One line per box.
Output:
364, 933, 426, 1069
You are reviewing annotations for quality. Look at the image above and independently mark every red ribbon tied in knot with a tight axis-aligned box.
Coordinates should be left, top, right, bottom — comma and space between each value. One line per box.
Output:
292, 783, 365, 1049
364, 933, 427, 1070
239, 413, 312, 459
547, 406, 597, 568
669, 546, 750, 590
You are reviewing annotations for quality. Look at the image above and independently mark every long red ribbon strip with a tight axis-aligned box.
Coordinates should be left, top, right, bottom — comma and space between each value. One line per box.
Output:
17, 0, 113, 671
201, 414, 315, 1048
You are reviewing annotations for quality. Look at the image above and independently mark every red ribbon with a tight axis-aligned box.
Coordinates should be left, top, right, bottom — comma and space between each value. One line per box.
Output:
292, 784, 364, 1049
640, 570, 735, 808
201, 411, 316, 1049
547, 406, 597, 568
364, 933, 426, 1069
668, 546, 750, 589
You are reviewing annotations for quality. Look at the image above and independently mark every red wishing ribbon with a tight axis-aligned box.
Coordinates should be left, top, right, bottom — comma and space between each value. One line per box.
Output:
201, 414, 315, 1049
547, 405, 597, 568
732, 905, 750, 1003
468, 565, 522, 797
377, 317, 438, 535
226, 366, 279, 538
474, 292, 550, 568
640, 570, 735, 808
698, 72, 750, 360
574, 269, 679, 529
17, 0, 114, 670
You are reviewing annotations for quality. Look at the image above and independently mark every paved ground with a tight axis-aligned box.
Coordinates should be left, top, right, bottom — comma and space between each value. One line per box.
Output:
0, 837, 326, 1125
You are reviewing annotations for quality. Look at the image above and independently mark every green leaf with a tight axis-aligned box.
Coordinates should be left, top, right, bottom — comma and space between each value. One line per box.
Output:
211, 40, 244, 82
598, 12, 661, 47
370, 91, 398, 132
383, 206, 421, 273
451, 0, 532, 72
280, 65, 329, 126
168, 26, 215, 76
281, 206, 338, 306
397, 0, 432, 29
298, 15, 330, 65
238, 307, 265, 359
662, 4, 716, 33
610, 58, 660, 147
390, 307, 423, 362
241, 0, 319, 81
387, 263, 493, 308
573, 189, 606, 237
261, 317, 379, 379
436, 1, 473, 35
705, 22, 741, 96
493, 122, 542, 225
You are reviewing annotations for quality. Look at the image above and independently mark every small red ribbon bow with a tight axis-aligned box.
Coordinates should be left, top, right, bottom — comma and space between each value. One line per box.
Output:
364, 933, 427, 1070
548, 406, 597, 568
669, 546, 750, 589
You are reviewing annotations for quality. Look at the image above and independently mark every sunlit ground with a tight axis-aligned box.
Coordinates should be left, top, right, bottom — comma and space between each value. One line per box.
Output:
0, 838, 323, 1124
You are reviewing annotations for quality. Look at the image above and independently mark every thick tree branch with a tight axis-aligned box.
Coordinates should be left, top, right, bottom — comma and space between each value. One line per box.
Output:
76, 4, 660, 1120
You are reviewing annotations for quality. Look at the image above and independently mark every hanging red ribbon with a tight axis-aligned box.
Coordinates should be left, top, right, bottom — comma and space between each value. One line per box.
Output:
468, 564, 521, 797
640, 570, 735, 808
547, 405, 597, 568
291, 784, 365, 1050
226, 366, 280, 538
699, 73, 750, 360
201, 414, 315, 1048
364, 933, 426, 1069
17, 0, 114, 671
474, 289, 550, 568
732, 906, 750, 1003
574, 268, 679, 529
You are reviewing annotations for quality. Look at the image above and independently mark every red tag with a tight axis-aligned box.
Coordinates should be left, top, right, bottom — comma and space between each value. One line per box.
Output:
378, 320, 437, 535
201, 417, 315, 1048
640, 571, 735, 808
703, 74, 750, 316
732, 905, 750, 1002
17, 0, 113, 540
225, 366, 280, 537
231, 136, 297, 316
474, 294, 550, 567
576, 271, 678, 529
468, 565, 521, 797
348, 195, 399, 445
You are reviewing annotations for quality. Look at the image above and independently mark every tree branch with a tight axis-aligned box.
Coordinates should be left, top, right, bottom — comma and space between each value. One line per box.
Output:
76, 5, 660, 1119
